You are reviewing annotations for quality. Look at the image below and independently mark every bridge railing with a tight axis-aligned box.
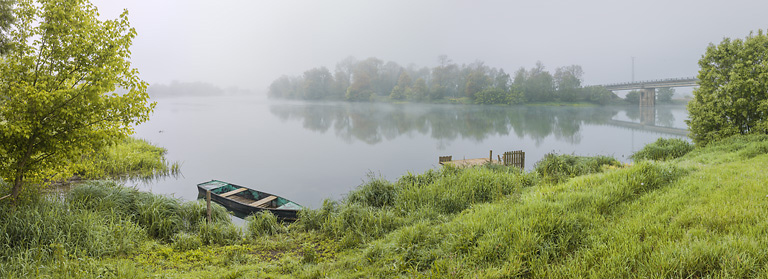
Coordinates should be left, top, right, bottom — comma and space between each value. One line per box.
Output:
596, 77, 698, 89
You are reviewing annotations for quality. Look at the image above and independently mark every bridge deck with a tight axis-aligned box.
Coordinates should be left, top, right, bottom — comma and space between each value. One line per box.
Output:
599, 77, 698, 90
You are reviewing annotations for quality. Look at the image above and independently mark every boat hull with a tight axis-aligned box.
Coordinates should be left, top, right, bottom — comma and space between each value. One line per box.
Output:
197, 181, 301, 221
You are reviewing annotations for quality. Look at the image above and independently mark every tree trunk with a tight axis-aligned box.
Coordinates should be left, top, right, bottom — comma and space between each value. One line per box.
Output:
11, 175, 22, 201
10, 139, 35, 201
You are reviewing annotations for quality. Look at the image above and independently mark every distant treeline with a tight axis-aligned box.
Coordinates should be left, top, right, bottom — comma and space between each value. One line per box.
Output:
147, 81, 250, 98
268, 56, 619, 105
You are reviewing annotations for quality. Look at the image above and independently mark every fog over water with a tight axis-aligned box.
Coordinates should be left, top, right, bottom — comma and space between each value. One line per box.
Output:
87, 1, 758, 209
132, 95, 687, 209
90, 0, 768, 90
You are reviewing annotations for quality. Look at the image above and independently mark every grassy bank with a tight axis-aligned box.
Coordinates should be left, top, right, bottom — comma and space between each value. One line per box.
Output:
71, 137, 181, 181
2, 135, 768, 278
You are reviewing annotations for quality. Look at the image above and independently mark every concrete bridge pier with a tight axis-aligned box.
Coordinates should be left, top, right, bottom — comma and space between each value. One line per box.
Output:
640, 106, 656, 126
640, 88, 655, 107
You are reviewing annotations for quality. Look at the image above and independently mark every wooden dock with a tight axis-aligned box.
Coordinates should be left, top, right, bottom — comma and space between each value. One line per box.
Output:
439, 150, 525, 169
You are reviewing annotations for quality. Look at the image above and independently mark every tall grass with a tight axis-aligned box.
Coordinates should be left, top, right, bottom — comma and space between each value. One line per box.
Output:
8, 135, 768, 278
1, 180, 242, 276
534, 153, 620, 183
631, 137, 694, 161
245, 211, 283, 238
71, 137, 181, 180
0, 196, 147, 277
295, 165, 536, 249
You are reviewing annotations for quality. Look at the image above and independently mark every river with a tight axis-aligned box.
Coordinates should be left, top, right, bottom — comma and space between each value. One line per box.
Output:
131, 95, 689, 209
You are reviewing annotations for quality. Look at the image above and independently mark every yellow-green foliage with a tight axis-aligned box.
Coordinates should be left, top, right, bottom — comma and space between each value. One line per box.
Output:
71, 137, 181, 180
0, 0, 154, 201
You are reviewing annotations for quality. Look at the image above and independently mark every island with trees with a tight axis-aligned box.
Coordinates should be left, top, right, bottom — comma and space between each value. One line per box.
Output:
267, 56, 688, 106
3, 0, 768, 277
269, 56, 621, 105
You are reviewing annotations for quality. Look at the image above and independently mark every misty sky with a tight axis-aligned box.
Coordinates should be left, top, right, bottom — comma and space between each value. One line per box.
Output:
91, 0, 767, 92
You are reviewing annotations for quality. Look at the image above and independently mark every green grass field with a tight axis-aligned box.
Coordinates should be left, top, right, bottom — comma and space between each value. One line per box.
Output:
2, 135, 768, 278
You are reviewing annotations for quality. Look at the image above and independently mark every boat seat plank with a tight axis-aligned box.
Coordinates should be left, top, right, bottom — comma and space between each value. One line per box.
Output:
220, 188, 248, 197
250, 195, 277, 207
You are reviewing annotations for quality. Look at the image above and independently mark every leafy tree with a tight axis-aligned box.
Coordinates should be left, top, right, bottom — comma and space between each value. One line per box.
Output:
345, 58, 381, 101
493, 69, 511, 91
656, 87, 674, 103
374, 61, 401, 97
430, 55, 459, 100
302, 67, 334, 100
407, 78, 428, 101
0, 0, 14, 55
554, 65, 584, 102
0, 0, 154, 200
625, 90, 641, 104
584, 86, 616, 105
268, 75, 301, 99
687, 30, 768, 145
464, 67, 490, 100
332, 56, 356, 99
523, 61, 555, 102
389, 71, 412, 100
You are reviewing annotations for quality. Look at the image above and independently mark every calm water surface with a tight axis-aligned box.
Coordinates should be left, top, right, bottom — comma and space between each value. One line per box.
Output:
131, 95, 689, 209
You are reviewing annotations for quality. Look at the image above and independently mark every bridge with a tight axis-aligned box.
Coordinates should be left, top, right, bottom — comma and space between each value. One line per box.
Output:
599, 77, 699, 107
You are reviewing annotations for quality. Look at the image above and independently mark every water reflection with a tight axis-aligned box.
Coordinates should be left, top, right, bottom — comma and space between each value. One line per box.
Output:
270, 102, 685, 147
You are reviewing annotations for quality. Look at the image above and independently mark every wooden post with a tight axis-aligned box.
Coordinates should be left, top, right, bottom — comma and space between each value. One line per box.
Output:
206, 190, 212, 223
489, 150, 493, 163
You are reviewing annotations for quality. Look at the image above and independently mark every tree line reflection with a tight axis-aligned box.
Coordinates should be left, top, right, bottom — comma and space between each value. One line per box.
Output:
270, 102, 682, 146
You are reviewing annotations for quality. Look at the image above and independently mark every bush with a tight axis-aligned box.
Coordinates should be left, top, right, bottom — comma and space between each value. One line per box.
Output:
474, 88, 525, 105
631, 138, 694, 161
535, 154, 620, 183
687, 30, 768, 145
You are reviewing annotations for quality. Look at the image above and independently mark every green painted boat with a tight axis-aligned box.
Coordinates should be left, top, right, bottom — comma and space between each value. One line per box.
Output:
197, 180, 303, 220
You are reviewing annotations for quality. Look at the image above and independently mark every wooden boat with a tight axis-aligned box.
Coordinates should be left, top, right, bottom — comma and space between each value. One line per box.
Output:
197, 180, 303, 220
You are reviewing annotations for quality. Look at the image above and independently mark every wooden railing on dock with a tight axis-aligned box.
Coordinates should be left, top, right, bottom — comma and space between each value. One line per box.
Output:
439, 150, 524, 169
438, 156, 453, 165
503, 150, 525, 169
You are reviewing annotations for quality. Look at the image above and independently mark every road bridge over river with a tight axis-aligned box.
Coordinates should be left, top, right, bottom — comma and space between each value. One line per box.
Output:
598, 77, 699, 107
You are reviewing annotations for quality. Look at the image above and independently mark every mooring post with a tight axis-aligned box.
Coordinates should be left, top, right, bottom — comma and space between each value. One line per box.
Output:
206, 190, 212, 223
